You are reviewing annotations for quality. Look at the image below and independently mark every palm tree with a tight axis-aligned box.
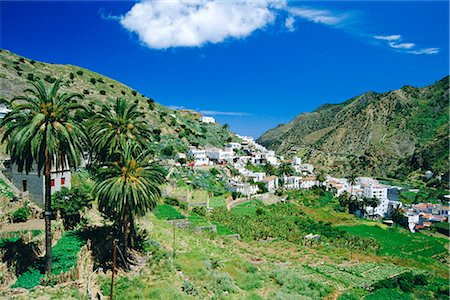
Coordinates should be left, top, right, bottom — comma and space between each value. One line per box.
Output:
316, 170, 326, 187
1, 78, 87, 273
367, 197, 380, 218
348, 173, 357, 195
338, 192, 350, 212
278, 162, 294, 177
89, 97, 152, 162
92, 142, 165, 257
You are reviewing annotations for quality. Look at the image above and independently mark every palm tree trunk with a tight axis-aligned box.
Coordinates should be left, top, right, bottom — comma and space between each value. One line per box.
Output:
44, 149, 52, 274
122, 203, 129, 260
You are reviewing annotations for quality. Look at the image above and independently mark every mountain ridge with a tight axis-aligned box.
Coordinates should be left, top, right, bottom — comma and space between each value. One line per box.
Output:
0, 49, 238, 157
257, 76, 449, 180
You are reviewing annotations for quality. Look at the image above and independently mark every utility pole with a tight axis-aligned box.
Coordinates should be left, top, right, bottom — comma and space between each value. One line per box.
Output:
110, 239, 117, 300
172, 223, 176, 262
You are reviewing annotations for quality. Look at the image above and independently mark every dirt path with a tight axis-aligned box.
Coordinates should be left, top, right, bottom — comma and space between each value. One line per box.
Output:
0, 219, 44, 233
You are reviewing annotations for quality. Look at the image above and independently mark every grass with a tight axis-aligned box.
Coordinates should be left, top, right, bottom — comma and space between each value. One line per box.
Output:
231, 200, 262, 216
0, 178, 14, 199
190, 190, 208, 204
212, 222, 235, 236
12, 231, 86, 289
187, 213, 210, 227
153, 204, 186, 220
339, 224, 447, 263
210, 195, 227, 208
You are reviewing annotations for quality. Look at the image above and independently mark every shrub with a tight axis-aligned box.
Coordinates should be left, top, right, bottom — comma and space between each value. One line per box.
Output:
97, 78, 104, 83
53, 187, 93, 230
192, 207, 207, 217
161, 145, 175, 157
11, 268, 42, 289
44, 75, 56, 83
30, 60, 36, 65
26, 73, 34, 81
121, 90, 126, 95
83, 89, 89, 95
12, 206, 31, 223
109, 84, 114, 88
131, 90, 137, 96
19, 58, 25, 63
182, 280, 199, 296
90, 78, 96, 85
164, 197, 181, 206
99, 90, 106, 95
69, 72, 75, 80
76, 70, 83, 75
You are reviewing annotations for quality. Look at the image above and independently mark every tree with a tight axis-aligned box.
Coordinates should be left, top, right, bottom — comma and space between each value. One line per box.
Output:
316, 170, 326, 187
92, 142, 165, 257
89, 97, 152, 162
278, 162, 294, 177
348, 173, 358, 195
1, 78, 87, 273
367, 197, 380, 218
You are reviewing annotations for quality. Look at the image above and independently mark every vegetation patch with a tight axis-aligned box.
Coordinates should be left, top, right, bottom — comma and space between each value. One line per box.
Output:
12, 231, 86, 289
153, 204, 185, 220
338, 224, 447, 260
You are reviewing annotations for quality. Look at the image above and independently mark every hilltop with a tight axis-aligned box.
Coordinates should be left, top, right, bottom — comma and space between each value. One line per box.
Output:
257, 76, 449, 180
0, 49, 237, 156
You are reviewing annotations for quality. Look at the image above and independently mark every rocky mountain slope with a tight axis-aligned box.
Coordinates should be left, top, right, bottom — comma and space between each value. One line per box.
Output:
258, 76, 449, 179
0, 49, 237, 156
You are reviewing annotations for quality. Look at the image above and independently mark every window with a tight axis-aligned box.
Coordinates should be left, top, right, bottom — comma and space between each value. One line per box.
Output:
61, 177, 66, 185
51, 179, 55, 187
22, 180, 28, 192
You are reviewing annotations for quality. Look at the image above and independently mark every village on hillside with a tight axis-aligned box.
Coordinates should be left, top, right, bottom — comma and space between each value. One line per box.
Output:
3, 110, 445, 236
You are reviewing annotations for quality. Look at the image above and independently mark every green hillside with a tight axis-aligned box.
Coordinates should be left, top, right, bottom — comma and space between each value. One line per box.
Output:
0, 49, 238, 156
257, 76, 449, 180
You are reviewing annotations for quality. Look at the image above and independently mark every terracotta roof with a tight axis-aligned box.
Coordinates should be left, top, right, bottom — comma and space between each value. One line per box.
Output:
262, 175, 278, 182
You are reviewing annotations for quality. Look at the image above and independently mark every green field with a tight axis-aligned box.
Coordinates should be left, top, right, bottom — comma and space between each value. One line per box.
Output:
153, 204, 186, 220
12, 231, 86, 289
190, 190, 208, 204
209, 195, 227, 209
339, 225, 447, 261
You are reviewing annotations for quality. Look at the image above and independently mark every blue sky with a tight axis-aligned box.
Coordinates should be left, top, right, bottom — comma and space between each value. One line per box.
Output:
1, 1, 448, 137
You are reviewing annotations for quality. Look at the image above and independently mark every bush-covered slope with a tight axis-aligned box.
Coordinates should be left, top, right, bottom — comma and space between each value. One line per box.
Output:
0, 49, 238, 156
257, 76, 449, 179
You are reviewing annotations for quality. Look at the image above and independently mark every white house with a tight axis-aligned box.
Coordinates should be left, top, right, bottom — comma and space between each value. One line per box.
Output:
227, 182, 258, 196
205, 147, 234, 163
292, 157, 302, 167
200, 116, 215, 124
283, 175, 302, 190
10, 162, 71, 204
0, 104, 11, 119
295, 163, 314, 174
262, 175, 278, 192
187, 149, 210, 166
300, 176, 319, 189
363, 185, 388, 200
248, 172, 266, 182
363, 185, 389, 217
264, 150, 278, 166
225, 142, 241, 150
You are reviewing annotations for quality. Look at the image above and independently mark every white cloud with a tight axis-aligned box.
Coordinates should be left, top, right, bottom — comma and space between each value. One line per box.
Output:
373, 34, 401, 41
116, 1, 439, 55
388, 42, 415, 49
167, 105, 187, 110
199, 110, 250, 116
287, 7, 348, 26
285, 16, 295, 32
408, 48, 440, 55
120, 0, 284, 49
373, 34, 438, 55
168, 105, 250, 116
